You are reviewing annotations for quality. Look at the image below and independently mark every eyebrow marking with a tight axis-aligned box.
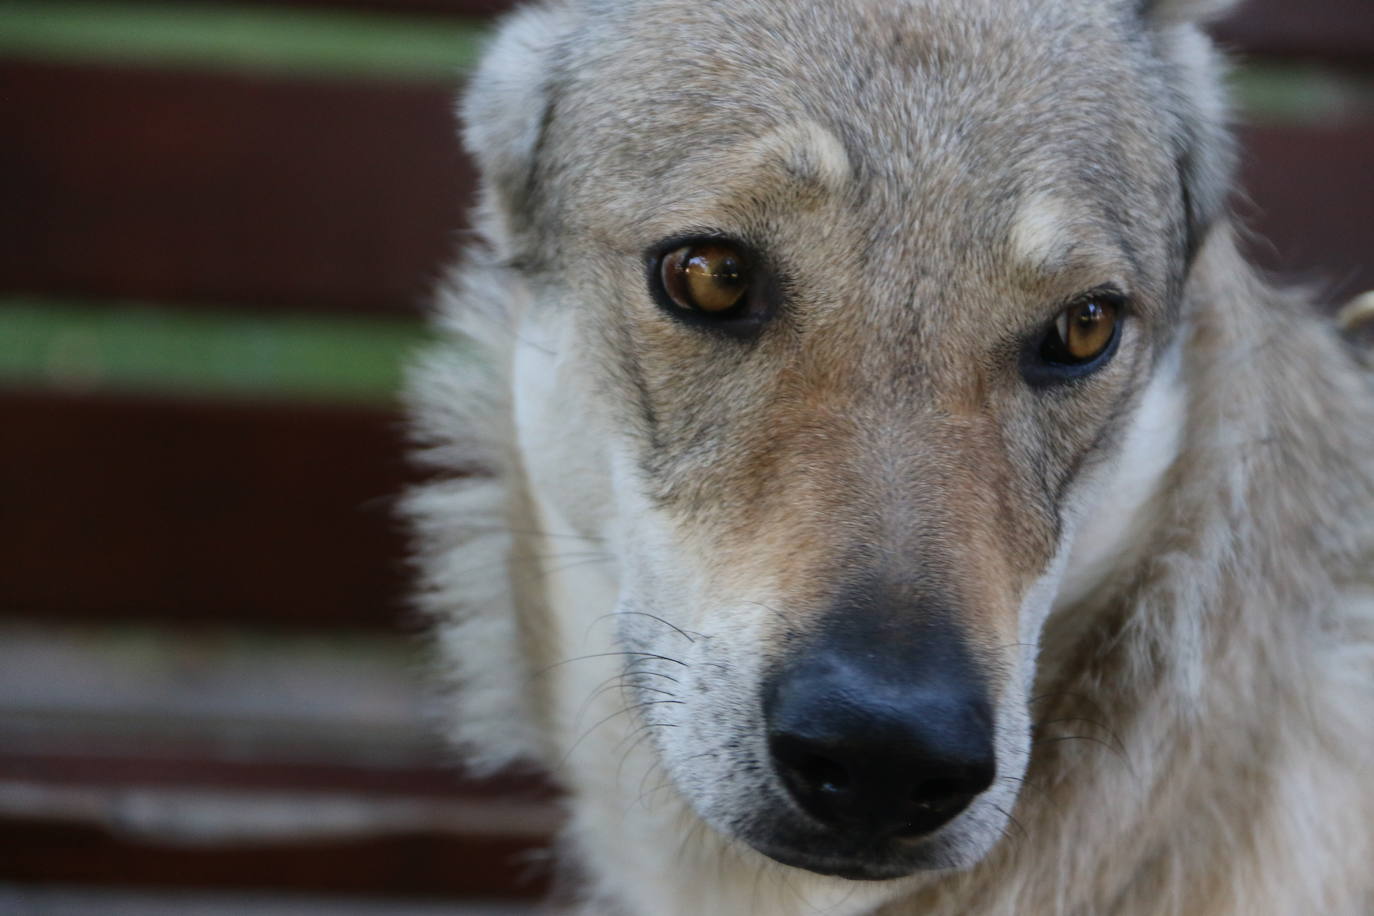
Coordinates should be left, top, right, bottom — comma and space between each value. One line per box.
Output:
1006, 191, 1137, 281
742, 121, 853, 196
632, 121, 853, 236
1008, 191, 1077, 270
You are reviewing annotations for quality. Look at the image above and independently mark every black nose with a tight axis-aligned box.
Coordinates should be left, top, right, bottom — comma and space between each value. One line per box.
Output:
765, 647, 996, 840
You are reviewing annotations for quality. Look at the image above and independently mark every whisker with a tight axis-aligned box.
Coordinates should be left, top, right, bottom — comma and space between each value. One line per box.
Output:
997, 772, 1048, 801
674, 809, 710, 864
741, 600, 798, 631
615, 723, 662, 785
425, 549, 609, 584
560, 699, 685, 767
635, 753, 677, 811
1034, 734, 1136, 780
992, 803, 1029, 846
442, 522, 607, 543
622, 666, 683, 687
988, 641, 1040, 653
635, 777, 678, 811
533, 650, 689, 678
569, 671, 678, 740
524, 555, 615, 582
1029, 689, 1113, 721
583, 609, 700, 645
1033, 716, 1127, 760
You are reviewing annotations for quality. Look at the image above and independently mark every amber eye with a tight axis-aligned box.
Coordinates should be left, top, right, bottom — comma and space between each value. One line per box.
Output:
1043, 299, 1120, 365
659, 243, 750, 314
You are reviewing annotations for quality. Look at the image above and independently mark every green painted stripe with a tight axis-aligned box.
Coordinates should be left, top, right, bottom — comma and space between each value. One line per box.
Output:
0, 298, 436, 404
0, 1, 488, 82
1232, 63, 1374, 126
5, 4, 1374, 124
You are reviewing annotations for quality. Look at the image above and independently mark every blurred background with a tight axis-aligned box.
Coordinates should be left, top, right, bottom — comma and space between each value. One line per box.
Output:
0, 0, 1370, 912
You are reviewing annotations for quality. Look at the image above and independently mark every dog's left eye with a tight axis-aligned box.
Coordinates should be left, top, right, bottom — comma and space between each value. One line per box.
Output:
1022, 291, 1125, 386
1043, 299, 1119, 364
659, 243, 750, 314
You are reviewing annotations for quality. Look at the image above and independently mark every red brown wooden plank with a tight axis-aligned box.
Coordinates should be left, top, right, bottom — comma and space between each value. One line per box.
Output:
0, 61, 470, 317
0, 751, 551, 802
199, 0, 1374, 60
0, 389, 417, 628
1216, 0, 1374, 63
1236, 122, 1374, 303
0, 819, 551, 899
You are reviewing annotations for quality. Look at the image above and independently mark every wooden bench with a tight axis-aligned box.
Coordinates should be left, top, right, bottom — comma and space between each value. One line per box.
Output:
1, 0, 1370, 903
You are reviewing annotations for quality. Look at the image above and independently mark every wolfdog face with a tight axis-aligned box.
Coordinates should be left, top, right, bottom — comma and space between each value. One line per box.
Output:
447, 0, 1234, 883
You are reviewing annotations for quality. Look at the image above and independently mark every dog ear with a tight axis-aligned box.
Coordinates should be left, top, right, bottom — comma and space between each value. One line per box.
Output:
1140, 4, 1239, 263
461, 2, 575, 254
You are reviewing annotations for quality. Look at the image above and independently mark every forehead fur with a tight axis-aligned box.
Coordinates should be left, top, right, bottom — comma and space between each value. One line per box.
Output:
556, 0, 1164, 152
1009, 193, 1082, 273
531, 0, 1190, 270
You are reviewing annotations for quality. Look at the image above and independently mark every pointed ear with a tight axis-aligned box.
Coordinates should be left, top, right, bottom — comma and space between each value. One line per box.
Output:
1142, 0, 1242, 25
460, 3, 575, 254
1140, 6, 1239, 263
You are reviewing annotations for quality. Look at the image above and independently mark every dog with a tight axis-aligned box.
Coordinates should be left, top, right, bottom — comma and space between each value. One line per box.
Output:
403, 0, 1374, 912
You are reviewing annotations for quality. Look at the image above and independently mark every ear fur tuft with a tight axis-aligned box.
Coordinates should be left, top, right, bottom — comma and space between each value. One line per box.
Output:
1149, 19, 1238, 263
460, 2, 575, 253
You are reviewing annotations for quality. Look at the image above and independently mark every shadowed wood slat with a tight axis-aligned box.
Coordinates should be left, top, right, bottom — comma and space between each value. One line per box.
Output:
0, 819, 550, 900
0, 623, 560, 897
0, 389, 415, 628
1238, 122, 1374, 303
1215, 0, 1374, 63
0, 61, 470, 317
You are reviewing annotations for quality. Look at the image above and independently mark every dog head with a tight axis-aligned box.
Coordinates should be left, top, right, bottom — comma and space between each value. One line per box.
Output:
450, 0, 1235, 881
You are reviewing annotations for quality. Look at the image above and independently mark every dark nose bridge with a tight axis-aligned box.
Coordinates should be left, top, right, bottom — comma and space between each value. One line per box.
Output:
811, 575, 983, 669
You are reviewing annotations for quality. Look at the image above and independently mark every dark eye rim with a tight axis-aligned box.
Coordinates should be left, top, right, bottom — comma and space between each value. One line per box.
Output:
644, 233, 777, 339
1020, 287, 1127, 388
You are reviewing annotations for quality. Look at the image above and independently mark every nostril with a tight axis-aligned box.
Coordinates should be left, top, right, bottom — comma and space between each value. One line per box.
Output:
906, 762, 994, 820
911, 778, 963, 806
795, 752, 849, 794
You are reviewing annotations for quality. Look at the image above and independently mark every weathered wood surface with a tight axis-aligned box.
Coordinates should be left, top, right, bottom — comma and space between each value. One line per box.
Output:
0, 62, 471, 317
0, 389, 415, 628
